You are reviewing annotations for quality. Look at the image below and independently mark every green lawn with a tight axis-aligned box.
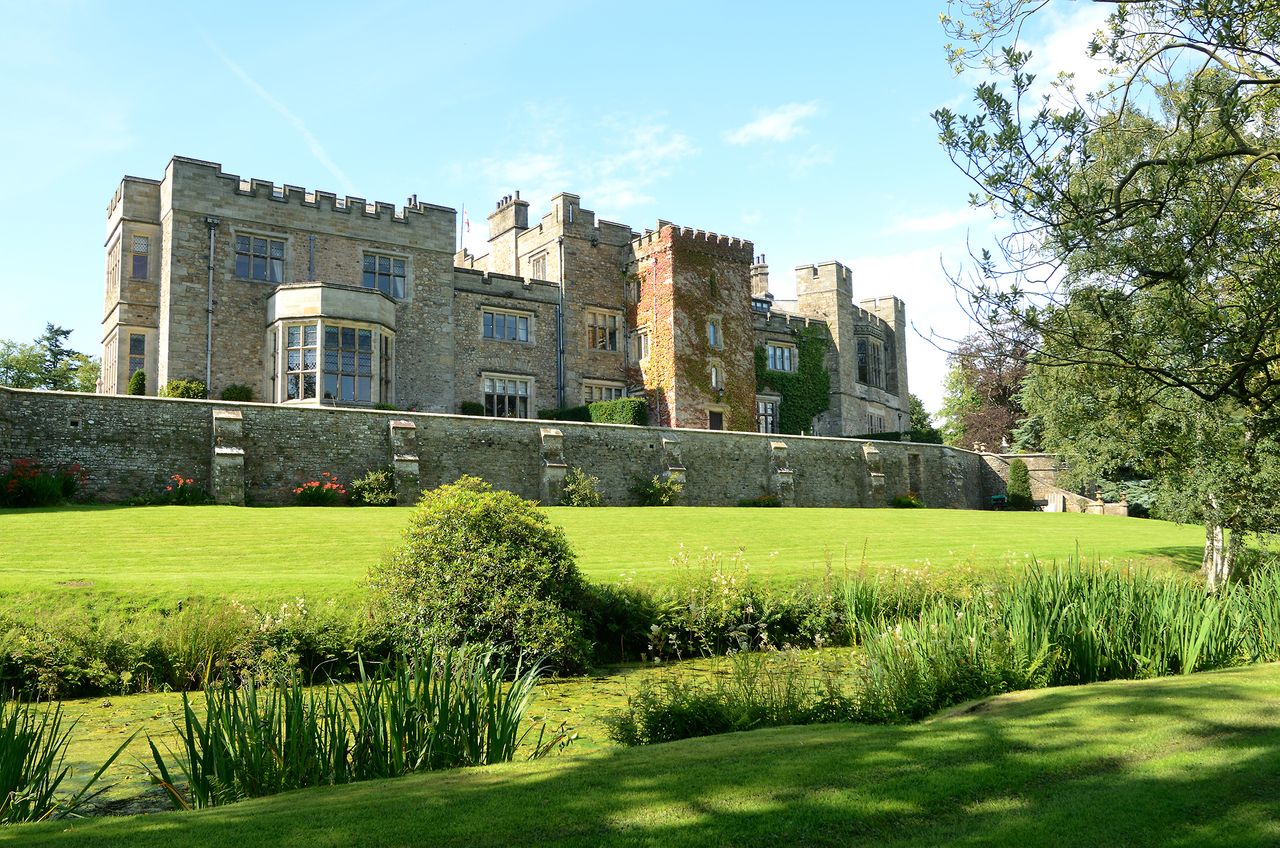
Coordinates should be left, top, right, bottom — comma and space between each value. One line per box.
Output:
18, 663, 1280, 847
0, 506, 1206, 607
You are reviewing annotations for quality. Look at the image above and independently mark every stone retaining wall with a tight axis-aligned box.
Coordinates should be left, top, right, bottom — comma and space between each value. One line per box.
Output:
1, 387, 997, 508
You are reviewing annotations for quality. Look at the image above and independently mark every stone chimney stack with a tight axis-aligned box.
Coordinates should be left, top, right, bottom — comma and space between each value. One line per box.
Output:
750, 253, 771, 298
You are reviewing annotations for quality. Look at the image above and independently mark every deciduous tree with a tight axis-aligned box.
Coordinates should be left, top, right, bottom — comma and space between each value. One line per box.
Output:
938, 326, 1033, 450
936, 0, 1280, 585
0, 324, 97, 392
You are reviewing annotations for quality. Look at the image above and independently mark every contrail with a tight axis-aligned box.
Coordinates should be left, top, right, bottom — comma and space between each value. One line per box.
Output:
211, 46, 356, 195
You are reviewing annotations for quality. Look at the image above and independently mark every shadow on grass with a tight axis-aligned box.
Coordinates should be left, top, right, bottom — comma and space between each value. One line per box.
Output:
1131, 545, 1205, 573
13, 666, 1280, 848
0, 503, 162, 516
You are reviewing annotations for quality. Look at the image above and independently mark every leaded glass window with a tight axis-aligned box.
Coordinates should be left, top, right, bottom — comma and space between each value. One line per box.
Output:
362, 253, 406, 298
235, 235, 285, 282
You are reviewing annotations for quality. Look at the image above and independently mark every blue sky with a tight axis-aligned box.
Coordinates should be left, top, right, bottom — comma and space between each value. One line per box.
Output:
0, 0, 1107, 412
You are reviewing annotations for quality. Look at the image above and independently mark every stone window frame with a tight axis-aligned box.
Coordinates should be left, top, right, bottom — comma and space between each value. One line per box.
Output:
233, 229, 289, 284
107, 235, 122, 287
756, 394, 781, 434
481, 306, 534, 344
282, 322, 319, 401
709, 358, 725, 391
857, 336, 885, 389
273, 318, 393, 406
128, 333, 146, 377
706, 316, 723, 350
101, 331, 117, 395
322, 324, 377, 404
583, 379, 626, 404
631, 325, 651, 362
765, 341, 797, 373
481, 371, 534, 419
361, 249, 409, 299
129, 234, 151, 280
585, 307, 622, 352
529, 252, 548, 281
705, 403, 730, 431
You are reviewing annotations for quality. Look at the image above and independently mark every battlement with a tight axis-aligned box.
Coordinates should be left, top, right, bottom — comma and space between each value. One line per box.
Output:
451, 266, 560, 298
631, 223, 753, 258
859, 295, 906, 315
107, 175, 161, 218
169, 156, 456, 224
795, 261, 854, 287
851, 308, 890, 332
752, 308, 827, 334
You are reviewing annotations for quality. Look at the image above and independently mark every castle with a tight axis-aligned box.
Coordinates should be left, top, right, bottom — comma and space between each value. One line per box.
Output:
99, 156, 909, 436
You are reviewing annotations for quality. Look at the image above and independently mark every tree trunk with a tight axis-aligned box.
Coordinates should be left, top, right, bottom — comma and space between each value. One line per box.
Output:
1224, 527, 1242, 584
1202, 521, 1228, 591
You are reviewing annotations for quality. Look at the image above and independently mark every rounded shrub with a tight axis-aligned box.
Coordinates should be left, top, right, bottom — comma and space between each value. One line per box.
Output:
350, 468, 396, 506
126, 370, 146, 396
159, 378, 208, 399
367, 476, 590, 673
1007, 458, 1034, 511
559, 467, 602, 506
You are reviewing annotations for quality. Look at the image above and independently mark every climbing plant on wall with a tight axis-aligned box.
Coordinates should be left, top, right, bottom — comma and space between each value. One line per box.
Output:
755, 326, 830, 435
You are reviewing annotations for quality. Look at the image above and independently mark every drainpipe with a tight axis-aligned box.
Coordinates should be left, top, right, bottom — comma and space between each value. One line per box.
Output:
556, 236, 566, 408
204, 216, 220, 392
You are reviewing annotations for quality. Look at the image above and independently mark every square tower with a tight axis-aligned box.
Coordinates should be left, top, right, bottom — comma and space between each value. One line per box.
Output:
628, 224, 755, 430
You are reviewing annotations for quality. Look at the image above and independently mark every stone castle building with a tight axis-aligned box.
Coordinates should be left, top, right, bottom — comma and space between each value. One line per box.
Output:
99, 156, 909, 435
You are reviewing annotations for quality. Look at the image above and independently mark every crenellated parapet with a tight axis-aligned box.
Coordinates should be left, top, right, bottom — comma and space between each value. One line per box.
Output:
451, 267, 561, 301
632, 223, 753, 259
752, 309, 827, 334
169, 156, 456, 226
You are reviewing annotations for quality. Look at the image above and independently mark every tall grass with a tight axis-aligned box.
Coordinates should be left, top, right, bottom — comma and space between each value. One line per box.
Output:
0, 694, 130, 824
852, 600, 1052, 724
850, 565, 1273, 724
606, 650, 851, 746
613, 564, 1280, 743
149, 647, 567, 809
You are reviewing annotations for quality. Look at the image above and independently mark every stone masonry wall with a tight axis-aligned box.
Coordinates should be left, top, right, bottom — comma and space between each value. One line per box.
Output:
1, 388, 991, 509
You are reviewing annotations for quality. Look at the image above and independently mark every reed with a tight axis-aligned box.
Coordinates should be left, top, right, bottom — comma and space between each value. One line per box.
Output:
616, 563, 1280, 744
149, 647, 562, 810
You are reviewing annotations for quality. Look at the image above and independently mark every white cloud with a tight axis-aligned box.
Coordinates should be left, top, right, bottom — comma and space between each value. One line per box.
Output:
480, 153, 571, 205
470, 115, 696, 228
881, 207, 989, 236
587, 124, 695, 211
725, 102, 819, 145
1024, 4, 1114, 104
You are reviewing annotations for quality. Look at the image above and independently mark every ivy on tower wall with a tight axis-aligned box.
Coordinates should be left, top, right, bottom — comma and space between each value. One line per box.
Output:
755, 325, 830, 434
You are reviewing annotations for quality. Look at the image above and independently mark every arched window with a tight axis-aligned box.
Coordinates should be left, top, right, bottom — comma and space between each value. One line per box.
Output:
707, 320, 721, 348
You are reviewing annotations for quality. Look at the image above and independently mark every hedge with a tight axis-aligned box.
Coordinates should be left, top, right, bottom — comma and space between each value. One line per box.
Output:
539, 398, 648, 426
538, 405, 593, 422
588, 398, 648, 426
